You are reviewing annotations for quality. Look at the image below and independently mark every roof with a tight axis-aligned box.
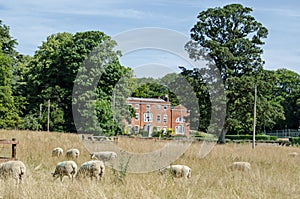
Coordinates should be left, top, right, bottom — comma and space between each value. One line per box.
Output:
127, 97, 167, 103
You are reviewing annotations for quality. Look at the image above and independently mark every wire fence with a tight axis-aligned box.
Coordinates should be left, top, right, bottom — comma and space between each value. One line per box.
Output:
265, 129, 300, 138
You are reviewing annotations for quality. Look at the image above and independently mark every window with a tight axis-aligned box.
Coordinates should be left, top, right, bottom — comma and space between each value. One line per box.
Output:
146, 104, 150, 110
134, 125, 139, 133
175, 125, 185, 135
144, 112, 153, 122
176, 117, 185, 123
135, 104, 139, 109
156, 126, 161, 132
164, 105, 168, 110
135, 113, 139, 120
163, 114, 168, 123
156, 105, 161, 110
157, 114, 161, 123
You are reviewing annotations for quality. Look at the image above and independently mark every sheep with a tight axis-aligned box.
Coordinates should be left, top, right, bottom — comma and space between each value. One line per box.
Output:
65, 148, 80, 159
159, 164, 191, 179
0, 160, 26, 184
76, 160, 105, 181
52, 147, 64, 157
52, 160, 77, 182
90, 151, 117, 163
288, 152, 298, 157
229, 161, 251, 171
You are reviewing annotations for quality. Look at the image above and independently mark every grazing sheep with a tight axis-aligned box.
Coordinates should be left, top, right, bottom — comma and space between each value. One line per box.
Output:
159, 164, 191, 179
90, 151, 117, 162
76, 160, 105, 181
52, 147, 64, 157
229, 162, 251, 171
0, 160, 26, 184
288, 152, 298, 157
52, 161, 77, 182
66, 148, 80, 159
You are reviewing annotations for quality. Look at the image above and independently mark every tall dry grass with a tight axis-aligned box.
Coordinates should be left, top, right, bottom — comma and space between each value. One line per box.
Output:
0, 129, 300, 199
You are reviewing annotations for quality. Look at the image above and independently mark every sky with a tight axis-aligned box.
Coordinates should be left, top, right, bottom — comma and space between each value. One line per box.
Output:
1, 0, 300, 77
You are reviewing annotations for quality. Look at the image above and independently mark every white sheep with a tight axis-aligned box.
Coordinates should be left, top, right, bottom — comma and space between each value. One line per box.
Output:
52, 147, 64, 157
90, 151, 117, 162
65, 148, 80, 159
76, 160, 105, 181
229, 161, 251, 171
159, 164, 192, 179
52, 160, 77, 182
288, 152, 298, 157
0, 160, 26, 184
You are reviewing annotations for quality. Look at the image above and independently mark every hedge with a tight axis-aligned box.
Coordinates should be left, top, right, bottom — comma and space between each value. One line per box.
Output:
289, 137, 300, 145
225, 134, 277, 141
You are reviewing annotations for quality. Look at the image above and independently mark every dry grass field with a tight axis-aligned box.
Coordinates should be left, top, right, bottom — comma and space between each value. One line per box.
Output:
0, 129, 300, 199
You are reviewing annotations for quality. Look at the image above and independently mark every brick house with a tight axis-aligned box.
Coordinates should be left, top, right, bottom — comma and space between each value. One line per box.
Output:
126, 97, 190, 137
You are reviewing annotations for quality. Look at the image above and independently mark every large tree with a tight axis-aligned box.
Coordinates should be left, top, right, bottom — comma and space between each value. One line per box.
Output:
270, 69, 300, 130
185, 4, 270, 142
26, 31, 134, 133
0, 50, 20, 128
0, 20, 20, 128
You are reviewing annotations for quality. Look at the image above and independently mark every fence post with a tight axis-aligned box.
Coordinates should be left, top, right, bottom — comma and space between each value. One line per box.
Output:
12, 138, 17, 159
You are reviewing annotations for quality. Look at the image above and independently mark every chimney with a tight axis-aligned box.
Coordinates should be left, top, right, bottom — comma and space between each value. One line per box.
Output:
165, 94, 169, 102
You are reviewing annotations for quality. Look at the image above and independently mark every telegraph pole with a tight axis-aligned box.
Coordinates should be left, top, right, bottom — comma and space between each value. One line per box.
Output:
47, 99, 50, 132
252, 84, 257, 149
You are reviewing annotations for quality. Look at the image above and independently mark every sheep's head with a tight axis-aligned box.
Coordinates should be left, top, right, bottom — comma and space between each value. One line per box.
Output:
90, 153, 96, 160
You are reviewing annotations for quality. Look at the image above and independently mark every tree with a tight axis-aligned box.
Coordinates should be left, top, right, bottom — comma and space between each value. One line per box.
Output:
0, 20, 20, 128
0, 50, 20, 128
73, 38, 135, 135
270, 69, 300, 130
0, 20, 18, 59
185, 4, 269, 143
26, 31, 134, 133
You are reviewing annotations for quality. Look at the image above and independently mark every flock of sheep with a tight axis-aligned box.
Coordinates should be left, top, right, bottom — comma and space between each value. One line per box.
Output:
2, 144, 298, 184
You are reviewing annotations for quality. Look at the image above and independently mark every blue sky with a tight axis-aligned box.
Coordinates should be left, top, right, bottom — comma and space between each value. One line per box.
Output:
1, 0, 299, 77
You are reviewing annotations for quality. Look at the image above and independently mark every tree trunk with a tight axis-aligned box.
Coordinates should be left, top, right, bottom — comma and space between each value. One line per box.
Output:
217, 127, 226, 144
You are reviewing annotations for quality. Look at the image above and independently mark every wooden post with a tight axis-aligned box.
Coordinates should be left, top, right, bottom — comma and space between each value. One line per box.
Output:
47, 99, 50, 132
12, 138, 17, 159
252, 84, 257, 149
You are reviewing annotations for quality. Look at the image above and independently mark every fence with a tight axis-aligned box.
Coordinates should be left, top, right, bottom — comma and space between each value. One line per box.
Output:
0, 138, 18, 162
265, 129, 300, 138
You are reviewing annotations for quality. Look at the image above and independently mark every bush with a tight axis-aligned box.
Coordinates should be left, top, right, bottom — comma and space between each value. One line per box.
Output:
289, 137, 300, 145
225, 134, 277, 141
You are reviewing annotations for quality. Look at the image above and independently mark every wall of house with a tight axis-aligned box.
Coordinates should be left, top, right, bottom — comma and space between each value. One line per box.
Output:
126, 97, 190, 136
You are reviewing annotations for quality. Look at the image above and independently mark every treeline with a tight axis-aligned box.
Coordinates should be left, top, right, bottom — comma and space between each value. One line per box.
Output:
0, 4, 299, 137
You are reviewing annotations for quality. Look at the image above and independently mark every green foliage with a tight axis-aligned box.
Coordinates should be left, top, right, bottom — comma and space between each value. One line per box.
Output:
132, 80, 179, 106
0, 51, 20, 128
289, 137, 300, 146
185, 4, 272, 142
270, 69, 300, 130
73, 37, 136, 135
178, 67, 211, 131
19, 113, 42, 131
225, 134, 277, 141
0, 20, 18, 58
23, 30, 136, 134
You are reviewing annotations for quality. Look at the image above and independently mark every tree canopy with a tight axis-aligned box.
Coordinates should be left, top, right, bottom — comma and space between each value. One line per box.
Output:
184, 4, 286, 142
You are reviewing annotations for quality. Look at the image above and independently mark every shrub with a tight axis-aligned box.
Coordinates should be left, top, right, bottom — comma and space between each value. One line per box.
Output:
225, 134, 277, 141
289, 137, 300, 146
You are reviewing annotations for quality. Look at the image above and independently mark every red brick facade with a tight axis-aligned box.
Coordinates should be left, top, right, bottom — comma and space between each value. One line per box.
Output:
126, 97, 190, 137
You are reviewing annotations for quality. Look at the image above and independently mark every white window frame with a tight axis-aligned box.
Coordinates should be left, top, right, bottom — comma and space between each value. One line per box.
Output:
135, 113, 139, 120
144, 112, 153, 122
175, 125, 185, 135
157, 114, 161, 123
163, 114, 168, 123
